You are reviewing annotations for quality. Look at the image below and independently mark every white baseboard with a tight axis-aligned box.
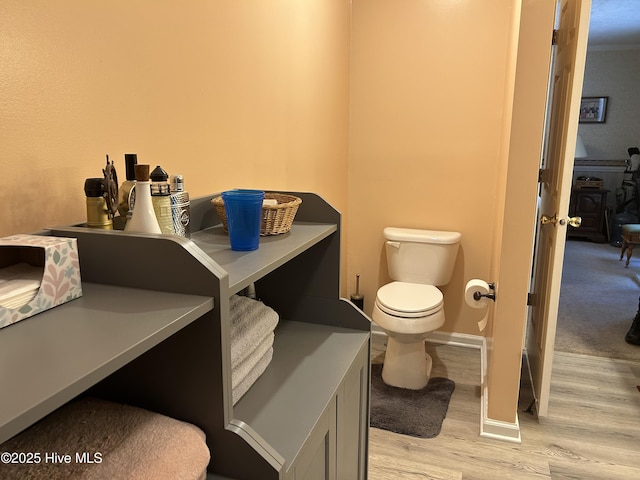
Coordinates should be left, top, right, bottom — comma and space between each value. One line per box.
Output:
372, 324, 522, 443
480, 416, 522, 443
426, 330, 485, 349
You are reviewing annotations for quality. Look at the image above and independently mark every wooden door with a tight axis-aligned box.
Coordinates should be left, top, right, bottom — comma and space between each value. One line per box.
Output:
526, 0, 591, 418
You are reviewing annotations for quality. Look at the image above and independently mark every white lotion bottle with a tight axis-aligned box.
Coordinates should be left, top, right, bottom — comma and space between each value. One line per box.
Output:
124, 164, 162, 234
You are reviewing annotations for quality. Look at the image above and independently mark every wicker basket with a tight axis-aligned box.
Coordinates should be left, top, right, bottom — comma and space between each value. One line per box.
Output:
212, 193, 302, 236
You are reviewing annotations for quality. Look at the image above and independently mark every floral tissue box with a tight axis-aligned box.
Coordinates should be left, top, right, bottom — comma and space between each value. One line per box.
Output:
0, 234, 82, 329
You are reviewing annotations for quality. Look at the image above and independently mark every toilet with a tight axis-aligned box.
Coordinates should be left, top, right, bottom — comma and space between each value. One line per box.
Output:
372, 227, 461, 390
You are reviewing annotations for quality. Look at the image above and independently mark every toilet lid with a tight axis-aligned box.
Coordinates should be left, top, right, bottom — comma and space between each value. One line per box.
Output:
376, 281, 443, 317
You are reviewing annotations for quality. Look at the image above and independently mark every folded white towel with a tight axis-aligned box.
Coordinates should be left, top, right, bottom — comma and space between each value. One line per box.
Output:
230, 295, 279, 369
233, 347, 274, 405
232, 332, 274, 390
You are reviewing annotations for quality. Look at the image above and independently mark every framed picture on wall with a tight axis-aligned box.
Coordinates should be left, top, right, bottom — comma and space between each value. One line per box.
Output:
579, 96, 608, 123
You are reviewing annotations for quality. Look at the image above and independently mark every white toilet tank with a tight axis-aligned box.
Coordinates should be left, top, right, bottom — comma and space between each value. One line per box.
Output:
384, 227, 461, 286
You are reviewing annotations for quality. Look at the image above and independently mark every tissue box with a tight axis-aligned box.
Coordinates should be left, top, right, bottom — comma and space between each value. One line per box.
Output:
0, 234, 82, 330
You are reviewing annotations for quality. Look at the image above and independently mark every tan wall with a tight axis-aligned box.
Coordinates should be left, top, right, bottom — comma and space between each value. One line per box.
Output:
0, 0, 351, 277
348, 0, 513, 336
2, 0, 556, 428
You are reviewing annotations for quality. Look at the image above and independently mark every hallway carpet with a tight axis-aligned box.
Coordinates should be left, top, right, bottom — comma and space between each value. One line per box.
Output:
556, 239, 640, 361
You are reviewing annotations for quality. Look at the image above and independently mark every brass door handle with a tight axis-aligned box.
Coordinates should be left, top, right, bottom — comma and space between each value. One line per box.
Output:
540, 213, 559, 225
540, 214, 581, 227
565, 216, 582, 228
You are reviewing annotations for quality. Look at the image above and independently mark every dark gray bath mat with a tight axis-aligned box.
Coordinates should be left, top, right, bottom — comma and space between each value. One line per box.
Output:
370, 363, 455, 438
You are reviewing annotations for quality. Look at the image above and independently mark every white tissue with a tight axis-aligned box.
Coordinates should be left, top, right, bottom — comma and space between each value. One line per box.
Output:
262, 199, 278, 206
0, 263, 42, 309
465, 279, 491, 332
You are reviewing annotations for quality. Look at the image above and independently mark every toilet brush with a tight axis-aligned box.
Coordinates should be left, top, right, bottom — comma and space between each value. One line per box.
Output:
350, 274, 364, 310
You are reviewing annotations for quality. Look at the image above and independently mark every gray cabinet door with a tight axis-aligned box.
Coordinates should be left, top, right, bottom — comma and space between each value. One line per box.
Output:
291, 398, 336, 480
337, 344, 369, 480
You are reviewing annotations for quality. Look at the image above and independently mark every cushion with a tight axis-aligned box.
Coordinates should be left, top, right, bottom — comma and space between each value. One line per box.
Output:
622, 224, 640, 235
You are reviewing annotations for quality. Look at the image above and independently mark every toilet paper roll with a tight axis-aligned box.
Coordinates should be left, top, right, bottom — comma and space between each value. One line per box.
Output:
465, 279, 491, 309
477, 315, 488, 332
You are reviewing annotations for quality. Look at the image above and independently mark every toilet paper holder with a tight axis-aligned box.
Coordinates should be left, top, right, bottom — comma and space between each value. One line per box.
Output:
473, 282, 496, 302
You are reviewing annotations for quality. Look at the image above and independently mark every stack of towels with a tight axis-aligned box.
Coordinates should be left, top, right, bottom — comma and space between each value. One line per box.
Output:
230, 294, 279, 404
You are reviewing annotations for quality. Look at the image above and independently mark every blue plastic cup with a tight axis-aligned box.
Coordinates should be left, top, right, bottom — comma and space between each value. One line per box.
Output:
222, 189, 265, 251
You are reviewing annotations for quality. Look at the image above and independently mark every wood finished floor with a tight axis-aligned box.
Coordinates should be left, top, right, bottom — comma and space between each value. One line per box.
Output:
368, 335, 640, 480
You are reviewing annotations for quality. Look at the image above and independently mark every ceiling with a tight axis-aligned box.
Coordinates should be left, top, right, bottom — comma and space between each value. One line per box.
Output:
588, 0, 640, 48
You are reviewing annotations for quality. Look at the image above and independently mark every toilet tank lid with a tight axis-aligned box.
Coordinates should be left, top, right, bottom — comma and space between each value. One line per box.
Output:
384, 227, 461, 245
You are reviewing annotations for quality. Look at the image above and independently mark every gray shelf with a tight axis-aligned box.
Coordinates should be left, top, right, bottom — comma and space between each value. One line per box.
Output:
232, 320, 369, 469
37, 191, 370, 479
191, 222, 337, 295
0, 282, 214, 444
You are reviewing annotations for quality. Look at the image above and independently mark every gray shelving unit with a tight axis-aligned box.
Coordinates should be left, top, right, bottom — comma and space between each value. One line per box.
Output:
0, 283, 214, 445
15, 191, 372, 480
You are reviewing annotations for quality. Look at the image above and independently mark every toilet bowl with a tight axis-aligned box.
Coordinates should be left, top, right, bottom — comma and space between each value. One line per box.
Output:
373, 227, 461, 390
372, 281, 445, 389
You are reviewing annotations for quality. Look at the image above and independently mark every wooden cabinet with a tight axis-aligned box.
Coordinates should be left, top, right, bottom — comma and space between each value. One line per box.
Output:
568, 188, 609, 242
1, 192, 370, 480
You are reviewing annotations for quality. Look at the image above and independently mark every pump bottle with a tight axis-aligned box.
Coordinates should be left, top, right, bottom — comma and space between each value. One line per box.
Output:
124, 165, 161, 234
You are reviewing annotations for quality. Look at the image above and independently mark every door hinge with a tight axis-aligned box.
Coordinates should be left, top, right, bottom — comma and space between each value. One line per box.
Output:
527, 292, 534, 306
538, 168, 551, 184
552, 29, 558, 45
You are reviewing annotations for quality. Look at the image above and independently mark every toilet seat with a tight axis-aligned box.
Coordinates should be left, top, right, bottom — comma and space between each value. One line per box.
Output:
375, 281, 443, 318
